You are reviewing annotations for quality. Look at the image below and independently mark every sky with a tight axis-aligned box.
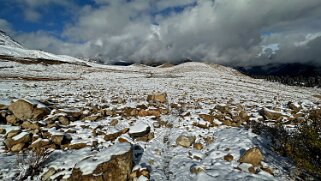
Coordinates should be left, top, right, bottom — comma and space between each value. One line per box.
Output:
0, 0, 321, 66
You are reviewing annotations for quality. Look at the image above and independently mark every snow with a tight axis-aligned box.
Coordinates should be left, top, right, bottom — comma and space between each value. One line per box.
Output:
1, 125, 20, 135
137, 175, 149, 181
0, 98, 10, 107
0, 45, 89, 66
12, 131, 28, 141
0, 31, 23, 49
129, 122, 149, 134
18, 99, 47, 108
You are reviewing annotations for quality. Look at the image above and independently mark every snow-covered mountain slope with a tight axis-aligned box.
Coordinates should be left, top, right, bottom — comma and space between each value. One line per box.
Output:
0, 52, 321, 180
0, 30, 23, 49
0, 30, 90, 66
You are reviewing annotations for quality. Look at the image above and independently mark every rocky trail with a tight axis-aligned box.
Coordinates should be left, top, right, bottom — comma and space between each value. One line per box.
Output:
0, 59, 321, 181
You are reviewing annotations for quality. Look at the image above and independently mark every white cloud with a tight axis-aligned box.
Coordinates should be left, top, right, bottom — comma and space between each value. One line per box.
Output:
0, 19, 13, 33
12, 0, 321, 65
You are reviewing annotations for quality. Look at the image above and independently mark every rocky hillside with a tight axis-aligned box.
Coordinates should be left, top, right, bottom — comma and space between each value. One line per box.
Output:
0, 51, 321, 180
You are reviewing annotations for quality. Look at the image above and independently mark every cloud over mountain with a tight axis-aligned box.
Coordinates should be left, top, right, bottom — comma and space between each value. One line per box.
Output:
2, 0, 321, 66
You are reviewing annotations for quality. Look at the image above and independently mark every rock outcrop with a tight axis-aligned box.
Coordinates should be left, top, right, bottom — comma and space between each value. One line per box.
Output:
70, 143, 133, 181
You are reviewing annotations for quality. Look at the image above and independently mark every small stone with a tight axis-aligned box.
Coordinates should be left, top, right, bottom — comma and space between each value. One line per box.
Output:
260, 108, 283, 120
261, 167, 274, 176
288, 102, 301, 113
6, 115, 17, 125
6, 131, 30, 148
147, 93, 167, 103
6, 129, 20, 138
11, 143, 25, 152
118, 137, 129, 143
137, 175, 149, 181
104, 128, 127, 141
41, 167, 56, 181
153, 122, 160, 128
193, 143, 203, 150
122, 107, 138, 117
63, 142, 87, 150
248, 166, 256, 174
239, 147, 263, 166
203, 136, 214, 145
137, 169, 150, 178
110, 119, 118, 126
51, 134, 64, 145
129, 171, 137, 180
215, 104, 231, 114
176, 134, 196, 148
30, 138, 50, 149
135, 132, 154, 142
199, 114, 214, 123
58, 116, 69, 125
190, 165, 204, 175
224, 154, 234, 162
129, 123, 151, 138
21, 121, 39, 130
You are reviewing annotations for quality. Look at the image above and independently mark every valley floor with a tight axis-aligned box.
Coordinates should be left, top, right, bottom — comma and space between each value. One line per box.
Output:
0, 59, 320, 180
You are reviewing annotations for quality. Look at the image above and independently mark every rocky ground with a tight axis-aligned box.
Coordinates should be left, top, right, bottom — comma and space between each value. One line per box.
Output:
0, 58, 320, 181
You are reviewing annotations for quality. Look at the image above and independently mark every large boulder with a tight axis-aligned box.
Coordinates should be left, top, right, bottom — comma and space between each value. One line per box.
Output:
8, 99, 50, 121
176, 134, 196, 148
70, 143, 133, 181
239, 147, 263, 166
5, 131, 31, 151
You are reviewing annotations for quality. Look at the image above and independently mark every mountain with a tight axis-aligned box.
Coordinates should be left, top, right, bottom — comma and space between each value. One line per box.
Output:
0, 30, 23, 49
0, 30, 89, 66
236, 63, 321, 87
236, 63, 321, 77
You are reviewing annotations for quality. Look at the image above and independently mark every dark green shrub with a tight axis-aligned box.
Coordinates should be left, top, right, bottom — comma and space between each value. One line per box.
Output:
249, 110, 321, 179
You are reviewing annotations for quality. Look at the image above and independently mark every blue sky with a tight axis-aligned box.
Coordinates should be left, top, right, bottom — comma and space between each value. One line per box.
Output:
0, 0, 196, 35
0, 0, 95, 34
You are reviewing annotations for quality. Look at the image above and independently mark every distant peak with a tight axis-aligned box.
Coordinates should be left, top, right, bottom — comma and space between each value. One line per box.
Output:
0, 30, 23, 49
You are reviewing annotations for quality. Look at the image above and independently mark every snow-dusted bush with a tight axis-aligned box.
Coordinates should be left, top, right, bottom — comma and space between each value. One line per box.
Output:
16, 148, 53, 180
